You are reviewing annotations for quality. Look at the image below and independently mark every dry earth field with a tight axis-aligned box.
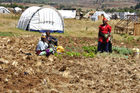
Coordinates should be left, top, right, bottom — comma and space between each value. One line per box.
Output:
0, 14, 140, 92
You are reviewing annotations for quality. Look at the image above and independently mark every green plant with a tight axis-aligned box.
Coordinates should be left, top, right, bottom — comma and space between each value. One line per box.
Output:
82, 46, 97, 53
66, 52, 81, 57
54, 53, 63, 59
121, 34, 128, 38
82, 52, 95, 58
112, 46, 133, 55
65, 46, 73, 51
81, 46, 97, 58
127, 36, 134, 42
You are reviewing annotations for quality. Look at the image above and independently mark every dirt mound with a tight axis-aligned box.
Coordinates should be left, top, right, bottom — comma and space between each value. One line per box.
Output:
0, 36, 140, 92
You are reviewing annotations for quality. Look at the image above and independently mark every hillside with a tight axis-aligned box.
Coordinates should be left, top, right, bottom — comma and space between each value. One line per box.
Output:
49, 0, 137, 8
0, 0, 138, 8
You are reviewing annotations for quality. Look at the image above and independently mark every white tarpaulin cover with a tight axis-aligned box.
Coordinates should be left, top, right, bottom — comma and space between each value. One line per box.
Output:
119, 12, 136, 19
91, 11, 110, 21
0, 6, 10, 14
14, 7, 22, 12
17, 6, 64, 33
58, 10, 76, 18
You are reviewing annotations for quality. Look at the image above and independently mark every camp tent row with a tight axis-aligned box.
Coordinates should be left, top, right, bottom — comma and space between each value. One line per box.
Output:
0, 6, 22, 14
0, 6, 10, 14
84, 11, 137, 21
118, 12, 136, 19
58, 10, 110, 20
17, 6, 64, 33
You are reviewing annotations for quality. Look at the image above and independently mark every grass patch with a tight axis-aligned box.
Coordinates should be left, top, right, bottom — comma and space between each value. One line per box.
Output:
0, 32, 19, 36
0, 14, 20, 20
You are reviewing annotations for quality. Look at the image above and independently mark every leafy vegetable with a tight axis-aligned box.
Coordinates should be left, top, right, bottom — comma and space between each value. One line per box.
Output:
112, 46, 132, 55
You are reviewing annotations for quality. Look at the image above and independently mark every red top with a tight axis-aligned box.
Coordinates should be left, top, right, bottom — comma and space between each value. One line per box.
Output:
98, 24, 111, 43
103, 17, 108, 21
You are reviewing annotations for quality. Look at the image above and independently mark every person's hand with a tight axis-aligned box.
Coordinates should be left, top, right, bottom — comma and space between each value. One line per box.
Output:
104, 34, 108, 39
45, 39, 49, 43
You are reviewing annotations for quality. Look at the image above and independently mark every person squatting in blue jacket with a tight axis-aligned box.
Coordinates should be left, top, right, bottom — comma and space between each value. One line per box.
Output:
46, 31, 58, 46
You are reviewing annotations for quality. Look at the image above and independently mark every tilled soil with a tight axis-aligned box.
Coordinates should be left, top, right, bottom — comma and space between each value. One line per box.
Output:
0, 35, 140, 93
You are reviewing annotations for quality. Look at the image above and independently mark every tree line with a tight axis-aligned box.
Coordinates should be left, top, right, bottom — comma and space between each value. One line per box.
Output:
0, 0, 49, 4
103, 3, 140, 14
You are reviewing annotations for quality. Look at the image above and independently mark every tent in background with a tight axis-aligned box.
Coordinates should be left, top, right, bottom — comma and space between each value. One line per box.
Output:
58, 10, 76, 19
0, 6, 10, 14
14, 7, 22, 13
91, 11, 110, 21
83, 11, 95, 18
111, 12, 120, 19
17, 6, 64, 33
119, 12, 136, 20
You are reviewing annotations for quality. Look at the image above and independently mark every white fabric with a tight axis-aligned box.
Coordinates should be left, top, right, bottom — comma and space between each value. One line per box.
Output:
112, 12, 120, 19
17, 6, 64, 31
119, 12, 136, 19
106, 13, 112, 18
39, 51, 46, 56
36, 40, 48, 51
58, 10, 76, 18
30, 8, 63, 31
17, 6, 40, 30
0, 6, 10, 14
91, 11, 110, 21
84, 12, 91, 18
14, 7, 22, 12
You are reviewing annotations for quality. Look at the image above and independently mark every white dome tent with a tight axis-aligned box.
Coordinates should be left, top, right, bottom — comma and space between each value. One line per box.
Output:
0, 6, 10, 14
91, 11, 110, 21
17, 6, 64, 33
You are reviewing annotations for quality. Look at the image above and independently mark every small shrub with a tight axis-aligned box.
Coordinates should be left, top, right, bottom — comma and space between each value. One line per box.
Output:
112, 46, 132, 55
82, 46, 97, 58
127, 36, 134, 42
54, 53, 63, 59
65, 46, 72, 51
66, 52, 81, 57
82, 52, 95, 58
82, 46, 97, 53
121, 34, 128, 38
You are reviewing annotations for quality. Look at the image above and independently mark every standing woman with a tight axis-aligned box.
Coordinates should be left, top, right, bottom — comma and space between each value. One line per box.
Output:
97, 17, 111, 52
